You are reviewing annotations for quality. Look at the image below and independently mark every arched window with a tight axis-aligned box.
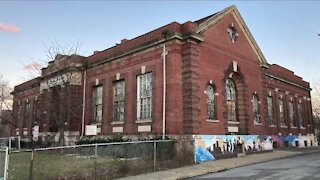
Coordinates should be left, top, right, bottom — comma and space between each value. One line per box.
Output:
252, 94, 261, 124
206, 84, 216, 119
226, 78, 236, 121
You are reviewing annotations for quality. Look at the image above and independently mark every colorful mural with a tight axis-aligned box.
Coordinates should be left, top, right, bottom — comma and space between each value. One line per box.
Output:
272, 134, 318, 148
194, 134, 318, 163
194, 135, 273, 163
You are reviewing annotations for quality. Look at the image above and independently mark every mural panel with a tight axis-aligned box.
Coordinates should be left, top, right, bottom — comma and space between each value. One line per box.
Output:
194, 134, 318, 163
194, 135, 273, 163
272, 134, 318, 148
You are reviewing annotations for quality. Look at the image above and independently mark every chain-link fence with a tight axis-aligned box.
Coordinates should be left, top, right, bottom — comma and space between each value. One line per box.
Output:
6, 139, 194, 180
0, 148, 8, 180
0, 150, 5, 180
0, 137, 21, 151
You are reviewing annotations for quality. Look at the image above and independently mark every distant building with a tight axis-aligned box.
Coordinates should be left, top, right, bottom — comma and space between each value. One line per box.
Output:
11, 6, 315, 145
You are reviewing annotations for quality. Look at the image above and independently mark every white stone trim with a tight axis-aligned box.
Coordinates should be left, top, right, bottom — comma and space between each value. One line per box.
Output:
138, 125, 151, 132
228, 121, 240, 125
112, 127, 123, 133
111, 121, 125, 125
206, 119, 219, 123
135, 120, 152, 124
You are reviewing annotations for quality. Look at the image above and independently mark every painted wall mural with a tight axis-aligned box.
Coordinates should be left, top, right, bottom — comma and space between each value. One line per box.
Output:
194, 135, 273, 163
272, 134, 318, 148
194, 134, 318, 163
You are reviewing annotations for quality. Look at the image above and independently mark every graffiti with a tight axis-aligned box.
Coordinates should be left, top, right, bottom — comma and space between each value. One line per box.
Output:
194, 135, 273, 163
194, 134, 318, 163
272, 134, 317, 148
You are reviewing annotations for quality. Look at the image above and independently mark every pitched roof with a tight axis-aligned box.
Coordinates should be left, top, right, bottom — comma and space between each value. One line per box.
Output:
87, 5, 268, 67
194, 5, 268, 66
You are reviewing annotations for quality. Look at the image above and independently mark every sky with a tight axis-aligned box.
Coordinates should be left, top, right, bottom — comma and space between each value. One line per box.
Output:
1, 0, 320, 90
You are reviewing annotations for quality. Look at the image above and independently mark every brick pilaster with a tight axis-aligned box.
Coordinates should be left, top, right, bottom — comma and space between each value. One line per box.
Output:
181, 42, 200, 134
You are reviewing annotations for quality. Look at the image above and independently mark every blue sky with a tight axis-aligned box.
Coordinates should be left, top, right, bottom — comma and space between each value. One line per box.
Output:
1, 1, 320, 89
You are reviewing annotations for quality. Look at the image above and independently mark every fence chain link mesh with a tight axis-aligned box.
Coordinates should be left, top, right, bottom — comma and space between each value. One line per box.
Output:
0, 137, 21, 151
7, 150, 32, 180
5, 140, 194, 180
0, 149, 6, 180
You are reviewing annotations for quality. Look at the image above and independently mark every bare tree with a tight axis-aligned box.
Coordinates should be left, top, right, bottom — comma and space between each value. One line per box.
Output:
41, 60, 84, 146
0, 75, 13, 137
20, 40, 81, 79
16, 41, 84, 146
312, 81, 320, 143
44, 40, 81, 60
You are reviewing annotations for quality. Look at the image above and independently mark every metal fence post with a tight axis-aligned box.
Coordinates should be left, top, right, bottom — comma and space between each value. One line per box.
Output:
153, 141, 157, 171
18, 136, 21, 151
94, 144, 97, 180
4, 147, 9, 180
29, 149, 34, 180
8, 137, 11, 150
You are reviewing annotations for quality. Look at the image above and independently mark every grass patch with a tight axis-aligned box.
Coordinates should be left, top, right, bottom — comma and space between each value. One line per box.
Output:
8, 151, 117, 180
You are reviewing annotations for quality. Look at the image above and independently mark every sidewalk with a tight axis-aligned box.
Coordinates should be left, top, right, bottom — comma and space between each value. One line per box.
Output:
118, 147, 320, 180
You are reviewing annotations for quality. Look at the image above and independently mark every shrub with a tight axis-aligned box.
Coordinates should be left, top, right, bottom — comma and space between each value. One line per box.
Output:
76, 135, 131, 145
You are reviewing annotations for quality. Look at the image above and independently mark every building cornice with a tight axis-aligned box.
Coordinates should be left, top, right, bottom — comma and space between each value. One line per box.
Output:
40, 65, 84, 81
88, 33, 203, 68
265, 72, 311, 91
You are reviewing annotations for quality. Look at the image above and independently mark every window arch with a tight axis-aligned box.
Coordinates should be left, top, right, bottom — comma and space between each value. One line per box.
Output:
252, 94, 261, 124
226, 78, 236, 121
206, 84, 216, 119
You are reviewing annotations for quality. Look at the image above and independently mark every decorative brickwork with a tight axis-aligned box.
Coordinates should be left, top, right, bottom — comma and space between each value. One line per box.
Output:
181, 42, 201, 134
222, 62, 248, 134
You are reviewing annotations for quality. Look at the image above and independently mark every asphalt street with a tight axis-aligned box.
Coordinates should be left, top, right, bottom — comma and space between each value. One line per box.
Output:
190, 152, 320, 180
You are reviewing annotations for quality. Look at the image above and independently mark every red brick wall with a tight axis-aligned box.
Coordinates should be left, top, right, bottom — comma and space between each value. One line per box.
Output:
263, 70, 312, 135
197, 13, 266, 135
85, 42, 185, 135
12, 85, 40, 137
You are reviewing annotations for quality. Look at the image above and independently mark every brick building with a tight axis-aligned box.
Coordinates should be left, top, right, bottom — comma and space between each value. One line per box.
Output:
11, 6, 315, 145
11, 54, 85, 144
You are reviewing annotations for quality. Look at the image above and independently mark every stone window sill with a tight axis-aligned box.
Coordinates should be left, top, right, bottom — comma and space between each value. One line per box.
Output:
281, 126, 288, 128
254, 122, 262, 126
269, 125, 277, 128
291, 126, 297, 129
91, 122, 102, 126
136, 119, 152, 123
228, 121, 240, 125
111, 121, 124, 125
206, 119, 219, 123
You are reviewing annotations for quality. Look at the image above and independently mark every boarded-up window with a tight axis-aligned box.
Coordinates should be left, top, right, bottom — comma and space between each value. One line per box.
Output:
288, 102, 295, 127
226, 78, 236, 121
253, 94, 260, 124
206, 84, 216, 119
267, 96, 275, 125
113, 80, 125, 122
137, 73, 152, 120
93, 85, 103, 123
279, 99, 285, 126
298, 103, 303, 128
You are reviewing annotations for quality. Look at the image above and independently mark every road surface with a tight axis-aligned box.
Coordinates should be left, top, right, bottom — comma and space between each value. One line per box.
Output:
190, 152, 320, 180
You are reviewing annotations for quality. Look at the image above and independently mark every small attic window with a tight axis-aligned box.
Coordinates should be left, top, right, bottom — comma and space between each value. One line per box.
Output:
227, 23, 238, 43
